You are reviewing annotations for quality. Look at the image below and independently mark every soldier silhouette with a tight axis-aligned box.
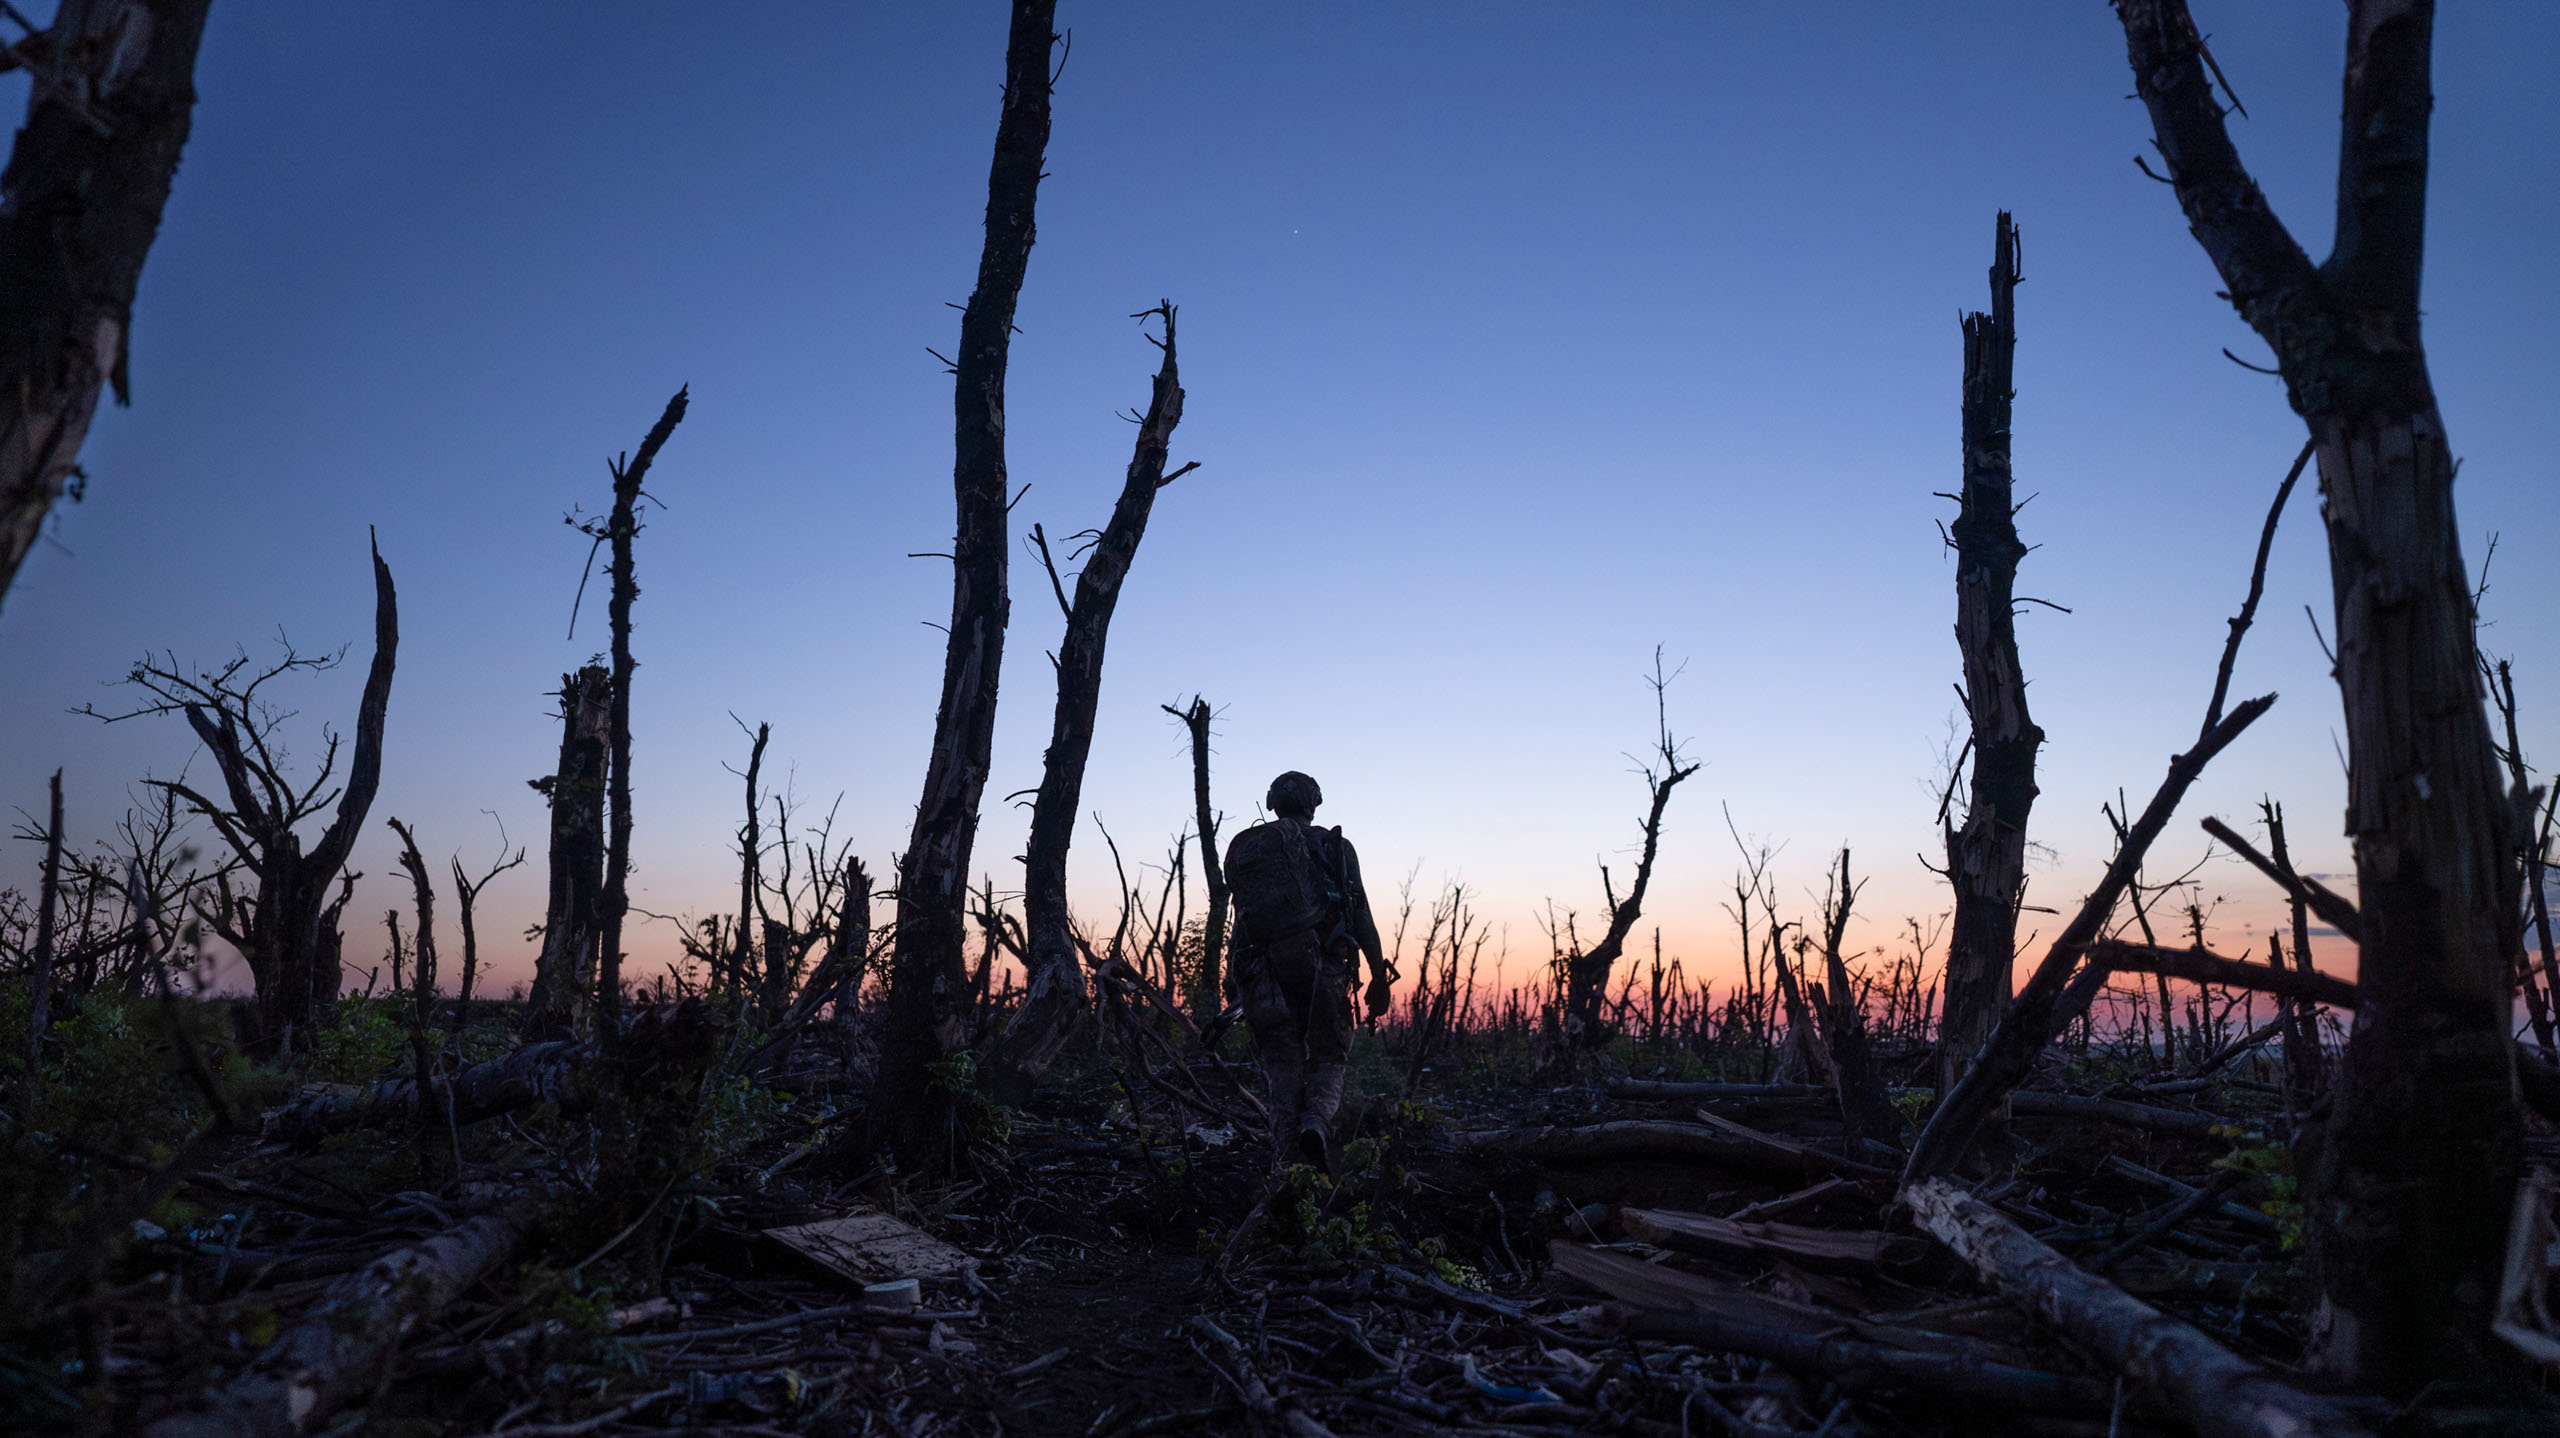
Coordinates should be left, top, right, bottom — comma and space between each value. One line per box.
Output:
1222, 771, 1392, 1170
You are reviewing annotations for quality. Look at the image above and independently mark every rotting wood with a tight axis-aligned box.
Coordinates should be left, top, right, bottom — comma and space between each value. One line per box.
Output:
1904, 1176, 2370, 1438
264, 1039, 585, 1143
142, 1195, 543, 1438
1592, 1304, 2117, 1417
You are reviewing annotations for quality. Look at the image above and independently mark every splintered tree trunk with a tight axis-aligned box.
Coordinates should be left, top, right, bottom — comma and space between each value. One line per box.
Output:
528, 665, 610, 1031
595, 389, 690, 1032
189, 539, 398, 1052
1937, 212, 2042, 1100
2114, 0, 2519, 1389
874, 0, 1055, 1163
986, 306, 1191, 1099
1171, 696, 1230, 1015
0, 0, 213, 610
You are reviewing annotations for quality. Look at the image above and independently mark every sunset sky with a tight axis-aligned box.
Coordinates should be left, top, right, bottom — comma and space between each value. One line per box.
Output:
2, 3, 2553, 1002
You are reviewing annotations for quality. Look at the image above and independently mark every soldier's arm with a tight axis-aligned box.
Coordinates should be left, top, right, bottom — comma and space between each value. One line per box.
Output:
1340, 839, 1387, 976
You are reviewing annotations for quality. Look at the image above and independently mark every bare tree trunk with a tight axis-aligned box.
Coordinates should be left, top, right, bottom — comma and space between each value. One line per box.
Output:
387, 818, 440, 1111
1167, 696, 1229, 1017
595, 389, 690, 1033
22, 770, 64, 1062
2263, 800, 2328, 1101
2113, 0, 2520, 1389
0, 0, 212, 610
448, 834, 521, 1021
985, 306, 1193, 1100
1937, 212, 2042, 1099
529, 666, 610, 1031
732, 720, 770, 1002
873, 0, 1056, 1164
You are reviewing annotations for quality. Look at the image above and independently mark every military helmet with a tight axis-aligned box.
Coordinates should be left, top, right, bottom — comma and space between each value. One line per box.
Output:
1266, 770, 1323, 816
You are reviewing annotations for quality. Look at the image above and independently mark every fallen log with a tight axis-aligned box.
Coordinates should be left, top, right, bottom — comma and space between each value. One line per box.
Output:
1607, 1080, 1831, 1102
2079, 940, 2358, 1010
1903, 1177, 2371, 1438
1451, 1120, 1880, 1179
144, 1194, 544, 1437
2007, 1090, 2256, 1140
1616, 1205, 1929, 1272
264, 1040, 586, 1143
1595, 1305, 2117, 1417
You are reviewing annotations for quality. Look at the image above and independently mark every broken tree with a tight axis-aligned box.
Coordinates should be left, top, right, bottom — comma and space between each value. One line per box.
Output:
986, 303, 1197, 1099
873, 0, 1057, 1164
1937, 211, 2043, 1101
0, 0, 214, 611
2114, 0, 2522, 1389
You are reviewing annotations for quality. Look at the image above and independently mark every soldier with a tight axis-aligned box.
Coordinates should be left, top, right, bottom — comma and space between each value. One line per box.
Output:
1222, 770, 1392, 1170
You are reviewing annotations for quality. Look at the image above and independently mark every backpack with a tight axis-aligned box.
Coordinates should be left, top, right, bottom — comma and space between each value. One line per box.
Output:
1226, 819, 1351, 951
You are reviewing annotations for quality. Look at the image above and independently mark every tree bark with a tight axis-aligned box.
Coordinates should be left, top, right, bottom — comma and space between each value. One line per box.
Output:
0, 0, 213, 610
1905, 1177, 2371, 1438
2113, 0, 2520, 1388
984, 308, 1191, 1099
528, 665, 610, 1032
595, 389, 690, 1031
1937, 212, 2042, 1099
873, 0, 1056, 1164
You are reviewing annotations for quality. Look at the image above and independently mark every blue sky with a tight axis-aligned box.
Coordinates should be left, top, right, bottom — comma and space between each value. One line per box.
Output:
3, 3, 2553, 997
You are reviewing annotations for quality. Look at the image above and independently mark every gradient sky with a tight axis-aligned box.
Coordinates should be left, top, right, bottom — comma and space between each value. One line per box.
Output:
3, 3, 2553, 1001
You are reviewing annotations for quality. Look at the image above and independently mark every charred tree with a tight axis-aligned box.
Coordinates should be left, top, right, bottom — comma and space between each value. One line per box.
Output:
1937, 212, 2043, 1100
1816, 848, 1902, 1152
590, 389, 690, 1032
0, 0, 212, 610
731, 719, 771, 1001
1561, 656, 1697, 1055
448, 827, 522, 1017
873, 0, 1056, 1164
1166, 695, 1229, 1017
527, 665, 610, 1032
985, 305, 1195, 1099
102, 537, 398, 1052
2113, 0, 2521, 1388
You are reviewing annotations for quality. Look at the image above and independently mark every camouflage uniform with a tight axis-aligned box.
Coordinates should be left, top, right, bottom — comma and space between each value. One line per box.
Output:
1224, 811, 1384, 1165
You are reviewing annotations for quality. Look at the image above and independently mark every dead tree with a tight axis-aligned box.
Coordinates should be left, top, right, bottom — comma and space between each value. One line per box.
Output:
448, 822, 523, 1015
1815, 848, 1902, 1153
585, 389, 689, 1030
1560, 654, 1698, 1055
0, 0, 213, 610
20, 770, 64, 1063
874, 0, 1057, 1163
985, 305, 1196, 1099
2113, 0, 2522, 1388
1937, 212, 2043, 1099
730, 718, 771, 1000
1904, 452, 2294, 1182
527, 666, 610, 1031
1165, 696, 1229, 1016
386, 817, 439, 1101
84, 537, 398, 1051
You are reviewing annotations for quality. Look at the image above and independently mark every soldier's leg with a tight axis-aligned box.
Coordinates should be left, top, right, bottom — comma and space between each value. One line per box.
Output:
1294, 956, 1357, 1167
1239, 950, 1306, 1142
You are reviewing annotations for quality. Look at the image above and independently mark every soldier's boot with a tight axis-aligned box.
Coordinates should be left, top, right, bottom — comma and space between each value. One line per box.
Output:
1296, 1061, 1347, 1173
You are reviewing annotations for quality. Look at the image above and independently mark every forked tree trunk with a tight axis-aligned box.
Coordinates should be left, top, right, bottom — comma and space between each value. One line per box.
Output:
1937, 212, 2042, 1099
528, 665, 610, 1031
0, 0, 213, 611
2114, 0, 2520, 1389
986, 306, 1191, 1100
873, 0, 1056, 1163
186, 539, 397, 1052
